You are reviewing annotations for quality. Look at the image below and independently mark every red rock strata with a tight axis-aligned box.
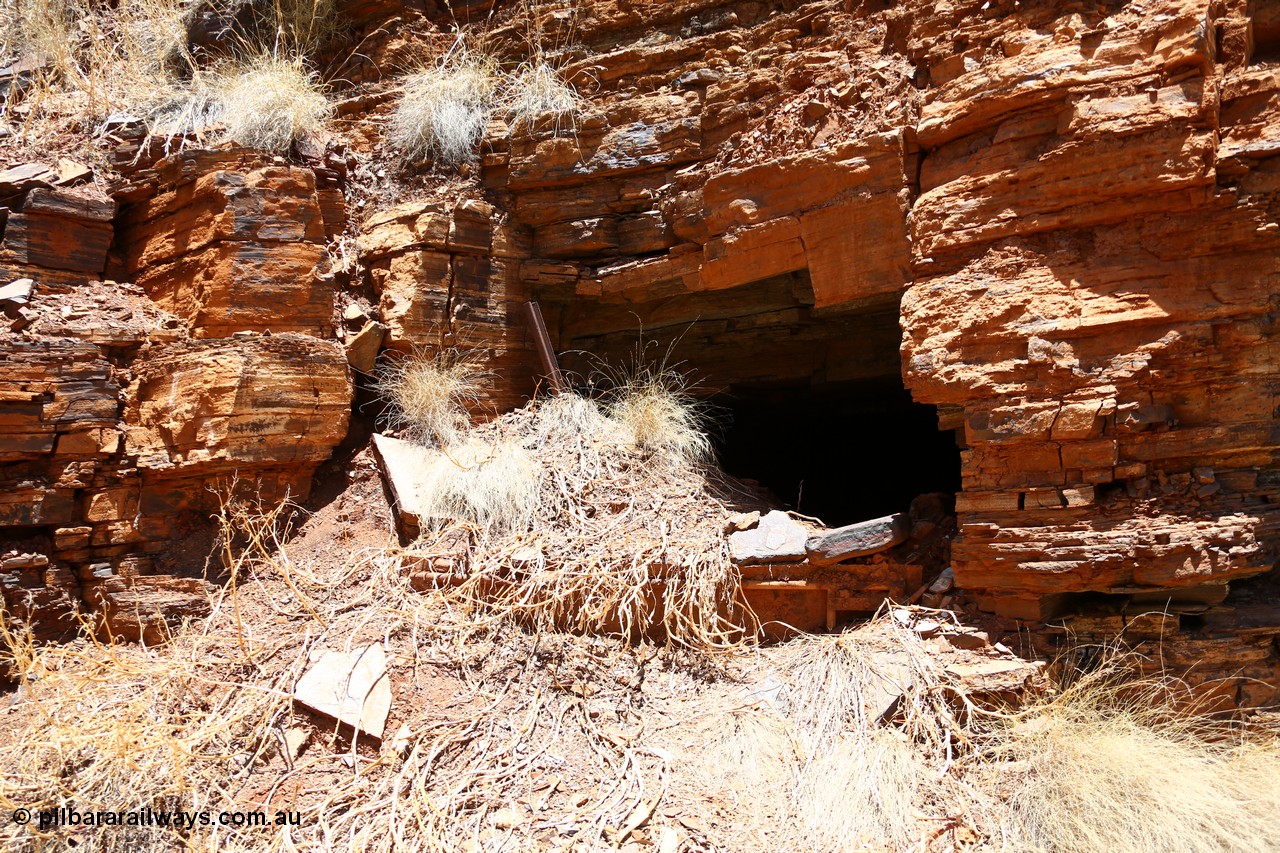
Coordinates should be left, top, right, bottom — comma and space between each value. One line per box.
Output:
0, 0, 1275, 705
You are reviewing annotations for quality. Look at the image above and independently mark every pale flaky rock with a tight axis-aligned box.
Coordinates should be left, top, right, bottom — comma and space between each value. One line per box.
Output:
294, 643, 392, 740
729, 510, 808, 564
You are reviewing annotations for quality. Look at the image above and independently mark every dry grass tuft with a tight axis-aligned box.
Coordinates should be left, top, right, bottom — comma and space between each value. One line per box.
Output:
796, 729, 923, 849
529, 391, 623, 444
0, 0, 337, 155
207, 52, 330, 153
387, 42, 581, 168
413, 438, 543, 536
607, 370, 713, 467
504, 60, 581, 134
149, 52, 330, 153
671, 621, 958, 851
388, 48, 499, 166
257, 0, 341, 56
974, 665, 1280, 853
374, 348, 488, 447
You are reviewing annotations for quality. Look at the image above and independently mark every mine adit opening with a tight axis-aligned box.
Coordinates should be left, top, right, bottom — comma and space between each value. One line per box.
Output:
554, 268, 962, 527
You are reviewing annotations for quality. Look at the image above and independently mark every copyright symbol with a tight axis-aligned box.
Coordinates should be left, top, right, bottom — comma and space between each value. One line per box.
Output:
13, 808, 30, 825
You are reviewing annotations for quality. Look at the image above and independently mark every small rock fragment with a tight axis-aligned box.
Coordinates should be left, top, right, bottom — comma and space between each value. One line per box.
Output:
729, 510, 807, 563
389, 722, 412, 756
284, 727, 309, 760
927, 567, 955, 595
913, 619, 943, 636
294, 643, 392, 740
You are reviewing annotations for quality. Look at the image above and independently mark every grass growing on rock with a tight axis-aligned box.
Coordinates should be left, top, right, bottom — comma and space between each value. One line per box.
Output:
388, 48, 501, 167
210, 53, 331, 153
0, 0, 337, 157
373, 348, 489, 447
972, 664, 1280, 852
505, 60, 581, 134
388, 43, 582, 167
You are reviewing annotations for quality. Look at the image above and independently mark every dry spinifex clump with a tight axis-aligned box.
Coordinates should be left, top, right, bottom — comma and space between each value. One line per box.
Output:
374, 347, 748, 648
388, 40, 582, 167
1, 0, 335, 155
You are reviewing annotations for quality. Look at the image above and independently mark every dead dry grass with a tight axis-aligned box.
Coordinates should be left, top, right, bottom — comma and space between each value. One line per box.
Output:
971, 665, 1280, 852
1, 486, 1278, 853
1, 0, 190, 148
504, 59, 581, 135
209, 52, 331, 153
412, 437, 543, 535
0, 489, 725, 853
387, 36, 582, 168
392, 387, 750, 650
388, 46, 500, 167
374, 348, 489, 448
1, 0, 333, 157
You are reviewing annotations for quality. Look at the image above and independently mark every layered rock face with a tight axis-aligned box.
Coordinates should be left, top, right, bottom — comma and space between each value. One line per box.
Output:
896, 2, 1280, 705
0, 147, 353, 642
370, 0, 1274, 704
357, 198, 540, 411
1, 0, 1277, 705
113, 150, 338, 338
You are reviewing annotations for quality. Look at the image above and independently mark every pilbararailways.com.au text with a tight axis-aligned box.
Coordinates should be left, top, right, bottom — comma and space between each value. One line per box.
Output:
12, 806, 301, 831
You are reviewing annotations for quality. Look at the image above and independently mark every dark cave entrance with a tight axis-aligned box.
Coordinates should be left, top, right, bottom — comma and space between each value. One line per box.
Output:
710, 377, 961, 526
555, 269, 963, 527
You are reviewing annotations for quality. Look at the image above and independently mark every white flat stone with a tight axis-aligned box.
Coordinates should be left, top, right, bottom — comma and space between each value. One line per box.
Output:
371, 433, 438, 539
294, 643, 391, 740
0, 278, 33, 304
728, 509, 807, 563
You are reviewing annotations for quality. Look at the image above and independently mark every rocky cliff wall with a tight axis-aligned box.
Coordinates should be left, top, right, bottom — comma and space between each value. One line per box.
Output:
0, 0, 1277, 704
467, 0, 1279, 705
0, 148, 353, 642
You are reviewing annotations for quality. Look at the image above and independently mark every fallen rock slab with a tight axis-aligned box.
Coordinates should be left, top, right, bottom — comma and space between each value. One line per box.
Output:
806, 513, 908, 566
0, 278, 33, 306
729, 509, 808, 564
0, 162, 54, 197
371, 433, 438, 540
345, 320, 387, 373
294, 643, 391, 740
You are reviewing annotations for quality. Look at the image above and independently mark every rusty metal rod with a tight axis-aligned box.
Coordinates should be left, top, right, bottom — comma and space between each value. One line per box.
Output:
524, 300, 565, 394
